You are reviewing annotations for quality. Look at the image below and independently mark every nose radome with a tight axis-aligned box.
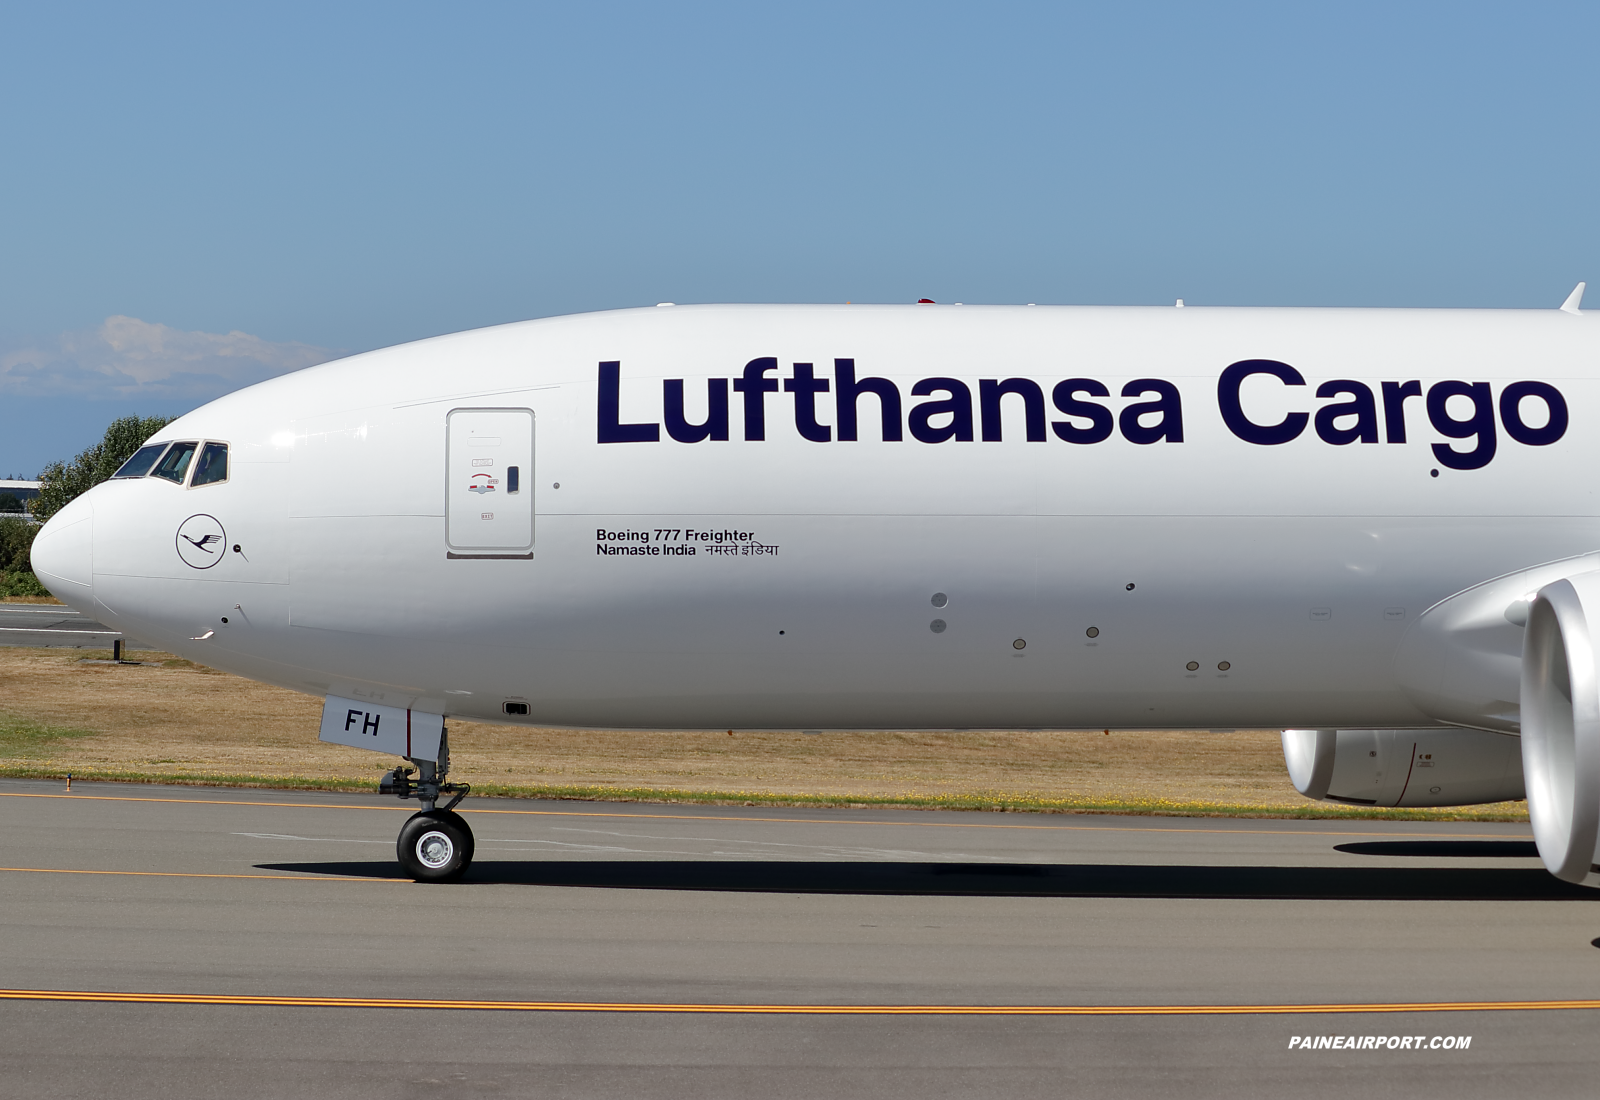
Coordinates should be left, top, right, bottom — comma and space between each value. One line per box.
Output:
31, 495, 93, 609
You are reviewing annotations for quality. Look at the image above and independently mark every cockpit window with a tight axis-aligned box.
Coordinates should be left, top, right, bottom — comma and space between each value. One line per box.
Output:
151, 442, 198, 484
113, 444, 168, 479
190, 442, 229, 487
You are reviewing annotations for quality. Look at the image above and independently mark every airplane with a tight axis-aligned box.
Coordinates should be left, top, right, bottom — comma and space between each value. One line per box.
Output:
27, 289, 1600, 885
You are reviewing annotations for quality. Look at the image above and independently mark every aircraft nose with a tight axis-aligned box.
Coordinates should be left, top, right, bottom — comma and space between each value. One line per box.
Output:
30, 495, 94, 606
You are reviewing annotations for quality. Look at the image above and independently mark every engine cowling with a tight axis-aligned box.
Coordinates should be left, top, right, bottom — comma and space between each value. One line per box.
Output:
1281, 728, 1523, 807
1393, 551, 1600, 733
1520, 571, 1600, 887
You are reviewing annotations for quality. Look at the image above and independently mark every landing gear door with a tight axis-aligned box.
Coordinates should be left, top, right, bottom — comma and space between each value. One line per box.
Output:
446, 408, 534, 557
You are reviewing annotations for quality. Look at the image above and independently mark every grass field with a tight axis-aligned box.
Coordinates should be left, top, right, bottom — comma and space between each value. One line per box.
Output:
0, 643, 1527, 820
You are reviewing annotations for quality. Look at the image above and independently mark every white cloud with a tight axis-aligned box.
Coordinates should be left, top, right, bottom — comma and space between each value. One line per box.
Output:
0, 316, 338, 399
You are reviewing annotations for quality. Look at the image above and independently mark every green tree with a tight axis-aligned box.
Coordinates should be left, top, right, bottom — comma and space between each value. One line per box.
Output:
0, 512, 50, 595
31, 414, 174, 523
0, 516, 35, 573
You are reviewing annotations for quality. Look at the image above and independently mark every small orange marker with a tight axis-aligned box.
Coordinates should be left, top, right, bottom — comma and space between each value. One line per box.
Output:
65, 773, 72, 792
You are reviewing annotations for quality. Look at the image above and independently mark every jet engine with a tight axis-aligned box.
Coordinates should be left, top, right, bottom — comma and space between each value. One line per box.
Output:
1281, 727, 1523, 807
1521, 571, 1600, 887
1391, 552, 1600, 886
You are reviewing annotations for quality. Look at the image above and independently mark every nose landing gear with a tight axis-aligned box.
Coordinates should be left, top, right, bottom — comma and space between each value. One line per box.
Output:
380, 727, 473, 883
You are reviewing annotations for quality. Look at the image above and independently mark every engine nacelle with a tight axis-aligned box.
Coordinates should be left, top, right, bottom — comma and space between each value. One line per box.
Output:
1281, 728, 1523, 807
1521, 571, 1600, 887
1393, 551, 1600, 733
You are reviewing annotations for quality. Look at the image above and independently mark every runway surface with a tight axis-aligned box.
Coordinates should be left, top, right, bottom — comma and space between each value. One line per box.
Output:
1, 778, 1596, 1097
0, 602, 149, 648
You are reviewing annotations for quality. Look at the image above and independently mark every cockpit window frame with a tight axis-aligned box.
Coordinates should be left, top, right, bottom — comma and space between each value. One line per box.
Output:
110, 438, 231, 487
112, 443, 171, 480
149, 441, 200, 485
188, 441, 230, 489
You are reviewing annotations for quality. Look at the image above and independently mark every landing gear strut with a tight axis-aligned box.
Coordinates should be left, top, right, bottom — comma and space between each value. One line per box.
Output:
380, 726, 473, 882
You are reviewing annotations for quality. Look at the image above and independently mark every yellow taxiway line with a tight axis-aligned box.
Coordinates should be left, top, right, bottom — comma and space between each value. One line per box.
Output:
0, 791, 1530, 841
0, 988, 1594, 1015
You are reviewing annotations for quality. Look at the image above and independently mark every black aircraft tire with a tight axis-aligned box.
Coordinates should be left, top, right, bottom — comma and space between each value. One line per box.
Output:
397, 810, 474, 883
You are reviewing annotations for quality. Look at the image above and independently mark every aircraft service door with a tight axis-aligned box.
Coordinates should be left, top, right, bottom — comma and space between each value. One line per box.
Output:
446, 407, 534, 558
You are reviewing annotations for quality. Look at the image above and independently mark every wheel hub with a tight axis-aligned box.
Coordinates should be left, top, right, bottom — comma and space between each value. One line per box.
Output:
416, 830, 455, 868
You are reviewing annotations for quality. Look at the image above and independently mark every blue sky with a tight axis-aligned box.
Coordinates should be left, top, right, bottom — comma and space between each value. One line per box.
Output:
2, 1, 1597, 475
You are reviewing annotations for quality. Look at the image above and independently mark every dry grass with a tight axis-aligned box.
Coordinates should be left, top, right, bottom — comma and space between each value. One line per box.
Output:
0, 644, 1527, 819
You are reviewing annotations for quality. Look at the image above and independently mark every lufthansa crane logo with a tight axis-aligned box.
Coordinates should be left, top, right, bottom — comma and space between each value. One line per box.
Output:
176, 514, 227, 570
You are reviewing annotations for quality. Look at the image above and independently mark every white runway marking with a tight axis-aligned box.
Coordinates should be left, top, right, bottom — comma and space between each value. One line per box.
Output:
0, 627, 117, 635
233, 832, 389, 845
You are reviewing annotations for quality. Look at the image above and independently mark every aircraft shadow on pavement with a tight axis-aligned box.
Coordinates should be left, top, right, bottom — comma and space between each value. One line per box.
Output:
258, 859, 1597, 901
1333, 840, 1540, 859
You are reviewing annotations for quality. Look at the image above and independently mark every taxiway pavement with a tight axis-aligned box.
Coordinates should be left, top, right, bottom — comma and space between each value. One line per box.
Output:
0, 779, 1595, 1098
0, 602, 149, 649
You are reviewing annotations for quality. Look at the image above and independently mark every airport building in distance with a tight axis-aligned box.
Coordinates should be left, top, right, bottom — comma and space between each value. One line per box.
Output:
0, 479, 41, 517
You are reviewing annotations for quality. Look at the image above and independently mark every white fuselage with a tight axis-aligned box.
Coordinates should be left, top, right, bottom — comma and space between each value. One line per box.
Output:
31, 303, 1600, 731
